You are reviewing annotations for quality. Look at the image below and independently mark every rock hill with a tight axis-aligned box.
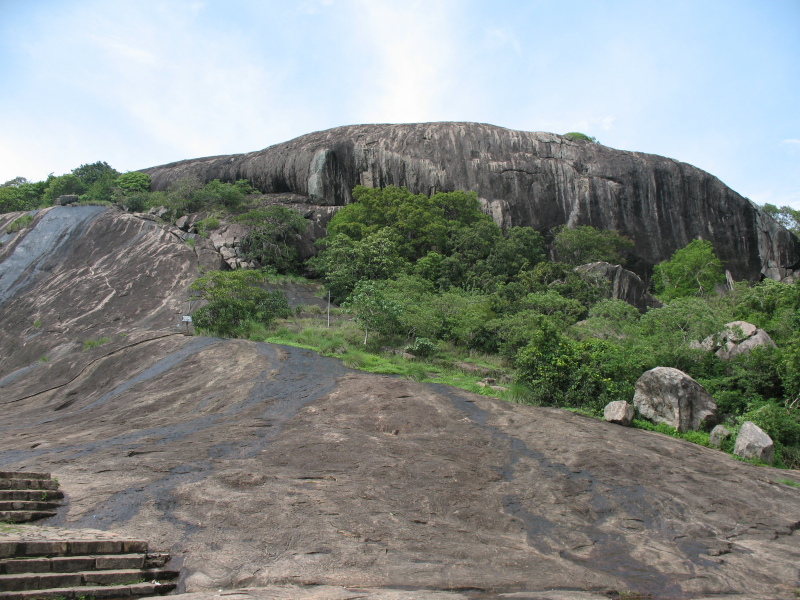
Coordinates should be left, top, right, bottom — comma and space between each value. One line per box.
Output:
142, 122, 799, 282
1, 205, 800, 598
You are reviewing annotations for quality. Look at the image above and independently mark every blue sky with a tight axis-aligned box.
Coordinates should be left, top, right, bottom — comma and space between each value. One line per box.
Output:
1, 0, 798, 209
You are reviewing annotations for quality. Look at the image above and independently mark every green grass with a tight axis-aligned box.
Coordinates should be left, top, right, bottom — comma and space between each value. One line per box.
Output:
185, 237, 197, 249
632, 419, 712, 447
82, 337, 111, 351
777, 478, 800, 488
38, 355, 49, 363
33, 319, 42, 328
7, 213, 34, 232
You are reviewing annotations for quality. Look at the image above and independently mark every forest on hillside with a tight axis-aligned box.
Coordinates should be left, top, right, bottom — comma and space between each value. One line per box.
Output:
3, 163, 800, 469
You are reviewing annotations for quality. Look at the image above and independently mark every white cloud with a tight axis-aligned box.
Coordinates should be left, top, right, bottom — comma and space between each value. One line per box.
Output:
781, 139, 800, 145
349, 0, 461, 123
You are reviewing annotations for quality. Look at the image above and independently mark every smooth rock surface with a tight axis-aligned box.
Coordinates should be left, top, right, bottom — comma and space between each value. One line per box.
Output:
141, 122, 800, 281
734, 421, 775, 465
603, 400, 635, 426
633, 367, 718, 432
1, 206, 800, 600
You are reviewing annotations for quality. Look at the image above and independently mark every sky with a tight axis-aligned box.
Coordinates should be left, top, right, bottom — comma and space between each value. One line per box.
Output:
0, 0, 798, 209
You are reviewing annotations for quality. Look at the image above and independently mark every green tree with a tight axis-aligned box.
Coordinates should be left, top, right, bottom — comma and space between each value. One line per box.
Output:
72, 161, 120, 186
42, 174, 86, 204
310, 228, 409, 301
0, 177, 46, 212
552, 225, 634, 266
189, 270, 292, 337
236, 206, 309, 273
343, 280, 402, 345
763, 203, 800, 236
652, 239, 725, 301
564, 132, 599, 143
116, 172, 151, 194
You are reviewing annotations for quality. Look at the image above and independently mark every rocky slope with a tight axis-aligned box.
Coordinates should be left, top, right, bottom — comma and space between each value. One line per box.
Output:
142, 122, 800, 282
0, 207, 799, 600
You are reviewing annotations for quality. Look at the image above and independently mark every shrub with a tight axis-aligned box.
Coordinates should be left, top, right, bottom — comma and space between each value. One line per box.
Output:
564, 132, 599, 143
405, 337, 436, 357
190, 270, 292, 337
6, 214, 34, 232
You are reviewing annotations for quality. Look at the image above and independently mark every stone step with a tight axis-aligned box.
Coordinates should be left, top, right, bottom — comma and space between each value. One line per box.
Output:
0, 568, 178, 592
0, 580, 177, 600
0, 539, 149, 559
0, 474, 50, 481
0, 512, 57, 524
0, 502, 62, 512
0, 491, 64, 502
0, 554, 155, 574
0, 480, 59, 491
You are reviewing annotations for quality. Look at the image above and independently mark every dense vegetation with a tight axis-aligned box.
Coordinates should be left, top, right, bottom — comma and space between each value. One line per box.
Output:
3, 165, 799, 468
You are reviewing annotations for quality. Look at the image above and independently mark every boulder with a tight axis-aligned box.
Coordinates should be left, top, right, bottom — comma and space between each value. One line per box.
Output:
709, 424, 732, 448
604, 400, 635, 426
633, 367, 718, 432
575, 262, 662, 311
724, 329, 777, 360
722, 321, 758, 342
734, 421, 774, 465
55, 194, 80, 206
694, 321, 778, 360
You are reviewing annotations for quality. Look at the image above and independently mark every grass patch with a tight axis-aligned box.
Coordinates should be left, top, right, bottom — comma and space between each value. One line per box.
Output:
33, 319, 42, 328
632, 419, 712, 447
7, 213, 34, 232
82, 337, 111, 351
39, 355, 49, 363
185, 237, 197, 249
777, 478, 800, 488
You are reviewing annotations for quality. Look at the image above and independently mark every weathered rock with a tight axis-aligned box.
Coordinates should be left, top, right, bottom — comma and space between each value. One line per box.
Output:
193, 235, 228, 272
724, 328, 777, 360
633, 367, 718, 432
141, 122, 800, 281
734, 421, 774, 465
55, 194, 80, 206
575, 262, 662, 311
603, 400, 635, 426
710, 424, 732, 448
2, 206, 800, 600
722, 321, 758, 342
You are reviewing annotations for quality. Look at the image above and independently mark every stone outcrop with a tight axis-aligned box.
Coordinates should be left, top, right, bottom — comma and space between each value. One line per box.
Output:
633, 367, 718, 432
141, 122, 800, 281
710, 424, 732, 448
2, 204, 800, 599
603, 400, 634, 426
734, 421, 775, 465
693, 321, 778, 360
575, 261, 662, 311
55, 194, 79, 206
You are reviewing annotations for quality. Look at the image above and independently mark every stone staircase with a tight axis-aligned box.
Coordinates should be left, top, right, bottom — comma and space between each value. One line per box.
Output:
0, 472, 63, 524
0, 525, 179, 600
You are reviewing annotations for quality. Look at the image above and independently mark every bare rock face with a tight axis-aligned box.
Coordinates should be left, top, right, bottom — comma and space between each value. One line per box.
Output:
603, 400, 634, 425
633, 367, 718, 432
735, 421, 775, 465
575, 261, 662, 311
141, 122, 800, 281
2, 206, 800, 599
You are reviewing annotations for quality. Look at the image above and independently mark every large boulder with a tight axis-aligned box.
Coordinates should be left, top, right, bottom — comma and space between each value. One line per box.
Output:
604, 400, 635, 426
734, 421, 774, 465
141, 122, 800, 282
693, 321, 778, 360
575, 262, 662, 311
633, 367, 718, 432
